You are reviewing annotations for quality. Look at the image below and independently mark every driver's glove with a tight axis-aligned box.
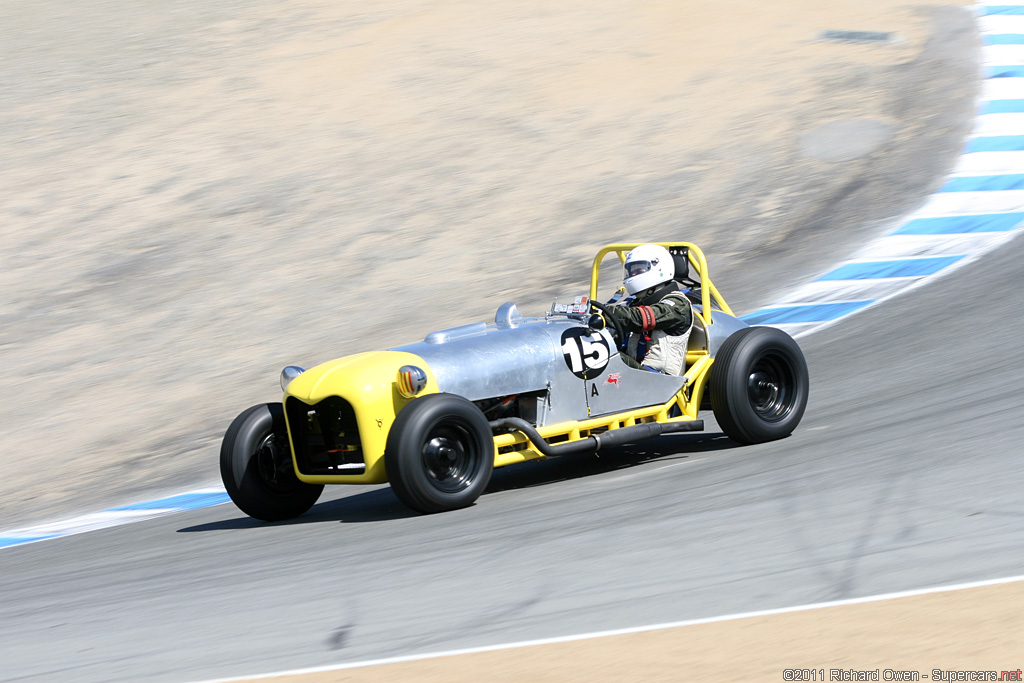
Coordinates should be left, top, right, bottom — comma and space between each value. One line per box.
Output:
601, 304, 634, 336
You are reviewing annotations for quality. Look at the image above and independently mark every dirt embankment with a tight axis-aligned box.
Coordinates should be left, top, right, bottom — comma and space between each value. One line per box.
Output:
0, 0, 975, 527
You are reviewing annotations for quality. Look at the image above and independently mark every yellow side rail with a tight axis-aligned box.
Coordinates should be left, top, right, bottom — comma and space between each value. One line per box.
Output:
490, 348, 714, 468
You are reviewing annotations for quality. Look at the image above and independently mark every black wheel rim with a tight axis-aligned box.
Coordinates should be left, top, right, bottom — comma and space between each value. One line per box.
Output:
255, 432, 302, 493
421, 419, 480, 493
746, 351, 796, 422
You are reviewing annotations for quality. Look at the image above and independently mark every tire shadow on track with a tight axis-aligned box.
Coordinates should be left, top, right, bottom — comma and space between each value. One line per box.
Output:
176, 488, 414, 530
177, 432, 741, 531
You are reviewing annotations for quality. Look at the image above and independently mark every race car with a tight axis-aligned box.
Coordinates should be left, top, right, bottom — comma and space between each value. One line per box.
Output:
220, 242, 809, 520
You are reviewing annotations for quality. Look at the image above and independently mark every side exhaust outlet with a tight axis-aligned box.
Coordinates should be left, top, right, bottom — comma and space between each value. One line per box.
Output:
489, 417, 703, 457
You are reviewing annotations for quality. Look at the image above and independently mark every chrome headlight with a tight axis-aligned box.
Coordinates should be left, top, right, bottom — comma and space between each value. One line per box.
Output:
280, 365, 306, 391
396, 365, 427, 398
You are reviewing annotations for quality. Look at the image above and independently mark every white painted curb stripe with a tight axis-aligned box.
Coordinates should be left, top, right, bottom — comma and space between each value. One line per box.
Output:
974, 111, 1024, 134
982, 76, 1024, 98
954, 148, 1024, 173
189, 573, 1024, 683
980, 17, 1024, 35
916, 189, 1024, 214
982, 44, 1024, 64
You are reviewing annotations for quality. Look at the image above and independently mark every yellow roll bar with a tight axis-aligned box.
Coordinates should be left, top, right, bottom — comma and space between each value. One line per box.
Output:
588, 242, 734, 326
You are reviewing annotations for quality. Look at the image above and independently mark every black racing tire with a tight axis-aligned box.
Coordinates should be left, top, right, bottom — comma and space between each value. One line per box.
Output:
709, 327, 809, 444
220, 403, 324, 521
384, 393, 495, 514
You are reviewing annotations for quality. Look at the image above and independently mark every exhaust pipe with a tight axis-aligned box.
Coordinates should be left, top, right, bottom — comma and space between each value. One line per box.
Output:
489, 417, 703, 457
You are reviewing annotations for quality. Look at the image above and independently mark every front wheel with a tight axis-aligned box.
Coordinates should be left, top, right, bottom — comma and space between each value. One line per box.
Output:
220, 403, 324, 521
385, 393, 495, 514
709, 327, 809, 444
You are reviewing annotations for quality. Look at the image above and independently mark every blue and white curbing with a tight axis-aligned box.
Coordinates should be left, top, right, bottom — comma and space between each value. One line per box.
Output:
3, 2, 1023, 551
744, 1, 1024, 337
0, 488, 230, 549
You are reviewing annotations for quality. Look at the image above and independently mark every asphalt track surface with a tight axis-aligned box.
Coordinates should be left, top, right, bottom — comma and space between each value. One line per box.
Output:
3, 221, 1024, 681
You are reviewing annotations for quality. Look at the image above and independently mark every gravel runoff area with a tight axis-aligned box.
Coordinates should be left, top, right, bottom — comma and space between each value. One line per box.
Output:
0, 0, 976, 527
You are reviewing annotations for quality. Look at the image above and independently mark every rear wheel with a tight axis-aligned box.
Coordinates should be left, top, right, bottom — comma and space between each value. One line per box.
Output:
385, 393, 495, 514
220, 403, 324, 521
710, 327, 809, 444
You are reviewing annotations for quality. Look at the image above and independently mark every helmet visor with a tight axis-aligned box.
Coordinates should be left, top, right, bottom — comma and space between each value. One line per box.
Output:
625, 260, 653, 278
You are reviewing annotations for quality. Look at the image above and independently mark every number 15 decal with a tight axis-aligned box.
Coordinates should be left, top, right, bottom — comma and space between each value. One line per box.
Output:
561, 328, 613, 380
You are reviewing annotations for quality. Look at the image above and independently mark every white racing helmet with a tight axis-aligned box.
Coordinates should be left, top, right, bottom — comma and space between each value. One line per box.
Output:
623, 244, 674, 295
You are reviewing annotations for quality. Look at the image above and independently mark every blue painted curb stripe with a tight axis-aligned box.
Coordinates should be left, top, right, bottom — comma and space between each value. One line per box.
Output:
741, 301, 874, 325
982, 99, 1024, 113
985, 35, 1024, 45
939, 174, 1024, 191
985, 6, 1024, 15
967, 135, 1024, 152
108, 491, 231, 511
817, 256, 966, 281
894, 213, 1024, 234
985, 65, 1024, 78
0, 536, 59, 549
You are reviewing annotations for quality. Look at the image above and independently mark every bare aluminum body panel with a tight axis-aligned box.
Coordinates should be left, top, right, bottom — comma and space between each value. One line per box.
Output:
692, 306, 750, 356
580, 354, 685, 417
392, 304, 750, 426
392, 316, 589, 424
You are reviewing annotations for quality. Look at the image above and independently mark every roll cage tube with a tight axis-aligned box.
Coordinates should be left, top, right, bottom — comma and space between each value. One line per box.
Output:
588, 242, 735, 327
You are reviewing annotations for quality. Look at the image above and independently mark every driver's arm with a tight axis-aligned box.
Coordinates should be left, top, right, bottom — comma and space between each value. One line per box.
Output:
605, 297, 691, 334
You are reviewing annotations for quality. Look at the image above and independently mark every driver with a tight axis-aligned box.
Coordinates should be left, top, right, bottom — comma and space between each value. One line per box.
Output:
599, 244, 693, 375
